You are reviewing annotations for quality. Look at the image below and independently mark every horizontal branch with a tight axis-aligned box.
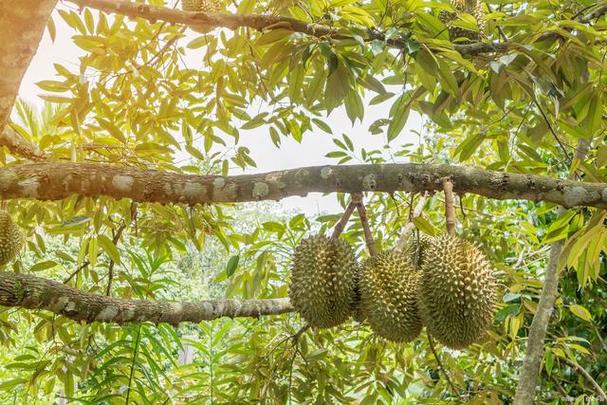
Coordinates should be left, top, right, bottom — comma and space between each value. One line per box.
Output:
0, 127, 46, 161
1, 162, 607, 208
68, 0, 506, 56
0, 272, 293, 324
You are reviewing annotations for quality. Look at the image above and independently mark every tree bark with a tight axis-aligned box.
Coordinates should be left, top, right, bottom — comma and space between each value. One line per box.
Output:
0, 127, 45, 161
0, 271, 293, 325
513, 139, 591, 404
1, 162, 606, 209
0, 0, 58, 132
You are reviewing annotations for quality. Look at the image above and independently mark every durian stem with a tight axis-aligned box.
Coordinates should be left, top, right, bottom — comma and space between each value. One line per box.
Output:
330, 195, 360, 240
443, 178, 456, 236
396, 193, 427, 252
355, 194, 378, 256
427, 333, 458, 395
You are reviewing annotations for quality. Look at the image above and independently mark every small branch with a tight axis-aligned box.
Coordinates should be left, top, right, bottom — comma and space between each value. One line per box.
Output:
58, 0, 564, 58
355, 194, 378, 256
105, 221, 127, 296
443, 178, 456, 236
0, 127, 46, 161
514, 138, 592, 405
330, 194, 361, 239
562, 357, 607, 402
428, 333, 458, 395
0, 272, 293, 324
396, 194, 427, 251
291, 324, 310, 342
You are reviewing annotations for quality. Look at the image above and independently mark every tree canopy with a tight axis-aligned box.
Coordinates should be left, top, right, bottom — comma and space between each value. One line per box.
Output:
0, 0, 607, 403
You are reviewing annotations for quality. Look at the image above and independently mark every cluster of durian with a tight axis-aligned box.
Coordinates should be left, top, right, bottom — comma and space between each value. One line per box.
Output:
0, 210, 24, 266
288, 232, 497, 349
439, 0, 486, 42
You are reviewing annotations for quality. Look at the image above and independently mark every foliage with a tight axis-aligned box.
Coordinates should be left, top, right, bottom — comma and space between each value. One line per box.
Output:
1, 0, 607, 403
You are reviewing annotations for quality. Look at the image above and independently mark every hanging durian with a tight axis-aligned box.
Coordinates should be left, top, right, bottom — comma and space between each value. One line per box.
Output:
0, 210, 24, 266
403, 233, 433, 270
418, 234, 496, 349
439, 0, 485, 42
288, 234, 358, 328
360, 250, 422, 342
182, 0, 222, 34
349, 266, 366, 323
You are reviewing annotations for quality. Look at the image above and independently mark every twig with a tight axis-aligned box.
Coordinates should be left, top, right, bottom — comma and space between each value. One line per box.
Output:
427, 333, 458, 395
561, 357, 607, 402
395, 194, 427, 251
443, 178, 456, 236
330, 194, 360, 240
355, 194, 378, 256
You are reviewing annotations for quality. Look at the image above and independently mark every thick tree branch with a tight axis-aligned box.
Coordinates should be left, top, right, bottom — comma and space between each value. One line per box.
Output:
0, 271, 293, 324
0, 1, 58, 132
513, 138, 591, 404
1, 162, 607, 209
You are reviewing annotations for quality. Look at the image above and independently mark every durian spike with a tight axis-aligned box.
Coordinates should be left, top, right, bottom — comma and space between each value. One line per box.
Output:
443, 177, 456, 236
331, 193, 361, 239
355, 195, 378, 256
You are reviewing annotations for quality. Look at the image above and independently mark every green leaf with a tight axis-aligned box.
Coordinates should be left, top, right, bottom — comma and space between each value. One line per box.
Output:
30, 260, 58, 272
225, 255, 239, 277
569, 304, 592, 322
387, 94, 410, 142
98, 235, 121, 264
412, 216, 438, 236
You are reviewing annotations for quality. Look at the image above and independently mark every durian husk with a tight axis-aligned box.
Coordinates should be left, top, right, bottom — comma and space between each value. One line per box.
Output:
182, 0, 221, 33
438, 0, 485, 42
403, 233, 433, 270
360, 250, 422, 342
288, 235, 358, 328
418, 234, 496, 349
349, 266, 366, 323
0, 210, 24, 266
182, 0, 221, 13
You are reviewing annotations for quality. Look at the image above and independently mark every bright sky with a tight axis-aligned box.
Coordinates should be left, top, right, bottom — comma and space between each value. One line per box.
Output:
19, 5, 424, 216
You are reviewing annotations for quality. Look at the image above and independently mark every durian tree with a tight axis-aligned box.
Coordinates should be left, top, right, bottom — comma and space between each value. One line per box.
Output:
0, 0, 607, 403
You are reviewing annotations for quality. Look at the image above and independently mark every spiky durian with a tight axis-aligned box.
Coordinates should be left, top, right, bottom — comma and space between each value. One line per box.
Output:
360, 251, 422, 342
418, 234, 496, 349
288, 235, 358, 328
403, 233, 433, 270
349, 266, 366, 323
182, 0, 221, 13
0, 211, 24, 266
439, 0, 485, 42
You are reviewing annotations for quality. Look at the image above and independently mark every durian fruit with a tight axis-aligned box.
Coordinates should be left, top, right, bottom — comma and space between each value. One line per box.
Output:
349, 266, 366, 323
360, 251, 423, 342
0, 210, 24, 266
288, 235, 358, 328
418, 234, 496, 349
403, 233, 433, 270
439, 0, 485, 42
182, 0, 221, 13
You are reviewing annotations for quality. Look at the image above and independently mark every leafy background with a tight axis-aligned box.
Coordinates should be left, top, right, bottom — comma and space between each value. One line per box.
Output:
1, 0, 607, 403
